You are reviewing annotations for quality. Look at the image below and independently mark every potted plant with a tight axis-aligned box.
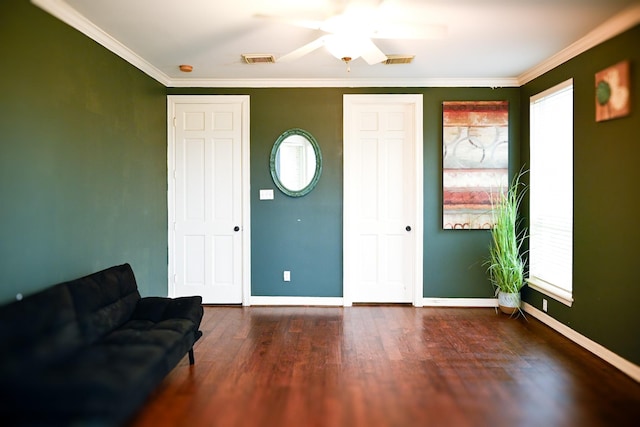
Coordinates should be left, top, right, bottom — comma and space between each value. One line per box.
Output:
485, 170, 527, 315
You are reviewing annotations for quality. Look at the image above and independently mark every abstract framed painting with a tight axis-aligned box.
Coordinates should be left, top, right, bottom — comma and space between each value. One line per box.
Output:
595, 60, 630, 122
442, 101, 509, 230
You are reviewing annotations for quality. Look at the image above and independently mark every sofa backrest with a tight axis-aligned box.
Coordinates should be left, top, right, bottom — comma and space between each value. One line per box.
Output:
66, 263, 141, 344
0, 264, 141, 377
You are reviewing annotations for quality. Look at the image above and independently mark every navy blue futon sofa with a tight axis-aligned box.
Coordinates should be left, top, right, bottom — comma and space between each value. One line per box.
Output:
0, 263, 204, 426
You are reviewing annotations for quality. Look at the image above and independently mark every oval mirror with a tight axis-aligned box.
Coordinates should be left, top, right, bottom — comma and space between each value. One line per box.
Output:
270, 128, 322, 197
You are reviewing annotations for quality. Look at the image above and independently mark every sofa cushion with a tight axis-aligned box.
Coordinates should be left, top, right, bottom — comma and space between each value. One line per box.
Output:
2, 317, 200, 425
66, 263, 141, 344
105, 317, 199, 371
2, 342, 168, 426
132, 295, 204, 325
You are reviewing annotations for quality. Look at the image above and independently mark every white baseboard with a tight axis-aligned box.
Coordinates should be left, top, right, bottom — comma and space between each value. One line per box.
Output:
523, 302, 640, 382
249, 296, 344, 306
423, 298, 498, 307
250, 297, 499, 308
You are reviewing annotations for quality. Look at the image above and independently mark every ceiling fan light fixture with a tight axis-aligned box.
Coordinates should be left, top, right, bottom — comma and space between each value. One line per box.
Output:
241, 54, 276, 64
324, 35, 369, 62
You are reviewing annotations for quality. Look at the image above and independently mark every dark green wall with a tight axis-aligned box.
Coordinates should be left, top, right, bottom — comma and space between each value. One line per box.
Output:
0, 1, 168, 304
521, 25, 640, 365
168, 87, 521, 299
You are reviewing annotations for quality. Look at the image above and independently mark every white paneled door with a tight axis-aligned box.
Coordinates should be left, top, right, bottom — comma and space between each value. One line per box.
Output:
168, 96, 250, 304
343, 95, 423, 305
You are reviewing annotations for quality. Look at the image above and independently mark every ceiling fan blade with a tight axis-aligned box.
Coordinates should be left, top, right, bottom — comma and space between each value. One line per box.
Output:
277, 36, 328, 63
360, 39, 388, 65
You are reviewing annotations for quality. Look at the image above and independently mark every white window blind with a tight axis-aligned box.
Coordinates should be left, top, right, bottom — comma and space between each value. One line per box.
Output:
528, 79, 574, 306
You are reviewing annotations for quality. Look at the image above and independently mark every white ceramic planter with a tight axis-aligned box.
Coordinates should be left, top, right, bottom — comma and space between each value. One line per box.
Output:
498, 291, 521, 315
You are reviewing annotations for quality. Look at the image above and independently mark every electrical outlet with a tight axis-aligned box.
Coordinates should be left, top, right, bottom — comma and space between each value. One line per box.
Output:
283, 271, 291, 282
542, 298, 548, 312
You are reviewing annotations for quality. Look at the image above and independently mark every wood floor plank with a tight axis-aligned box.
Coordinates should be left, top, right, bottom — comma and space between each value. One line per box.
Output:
127, 306, 640, 427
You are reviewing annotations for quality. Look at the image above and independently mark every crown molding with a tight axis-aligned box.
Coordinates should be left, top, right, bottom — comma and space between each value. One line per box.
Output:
166, 77, 520, 88
31, 0, 171, 86
518, 3, 640, 85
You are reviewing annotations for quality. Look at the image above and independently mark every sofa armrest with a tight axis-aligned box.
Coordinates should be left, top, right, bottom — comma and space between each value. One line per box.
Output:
132, 296, 203, 328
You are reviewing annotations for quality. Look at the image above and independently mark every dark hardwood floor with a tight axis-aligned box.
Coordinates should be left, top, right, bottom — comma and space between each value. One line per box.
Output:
128, 306, 640, 427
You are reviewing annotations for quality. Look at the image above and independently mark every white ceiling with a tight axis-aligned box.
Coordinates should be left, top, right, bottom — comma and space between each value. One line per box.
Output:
33, 0, 640, 87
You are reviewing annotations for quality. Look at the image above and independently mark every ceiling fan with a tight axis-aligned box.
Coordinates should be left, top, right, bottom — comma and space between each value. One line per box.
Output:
260, 0, 446, 69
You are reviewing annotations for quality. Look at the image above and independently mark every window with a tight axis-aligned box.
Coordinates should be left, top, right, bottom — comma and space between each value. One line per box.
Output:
528, 79, 574, 306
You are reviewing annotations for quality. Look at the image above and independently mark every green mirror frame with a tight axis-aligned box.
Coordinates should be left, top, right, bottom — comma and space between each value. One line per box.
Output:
269, 128, 322, 197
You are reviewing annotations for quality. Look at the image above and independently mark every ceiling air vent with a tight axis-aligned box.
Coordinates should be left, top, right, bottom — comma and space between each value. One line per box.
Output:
242, 54, 276, 64
383, 55, 415, 65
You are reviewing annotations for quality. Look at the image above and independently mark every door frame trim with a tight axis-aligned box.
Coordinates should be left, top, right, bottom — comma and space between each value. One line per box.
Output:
343, 94, 424, 307
167, 95, 251, 306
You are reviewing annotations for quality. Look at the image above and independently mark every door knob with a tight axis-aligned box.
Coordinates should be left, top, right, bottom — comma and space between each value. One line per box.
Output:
406, 226, 412, 232
234, 226, 240, 232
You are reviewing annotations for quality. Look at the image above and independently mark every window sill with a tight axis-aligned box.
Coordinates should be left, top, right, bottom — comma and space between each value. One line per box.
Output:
526, 277, 573, 307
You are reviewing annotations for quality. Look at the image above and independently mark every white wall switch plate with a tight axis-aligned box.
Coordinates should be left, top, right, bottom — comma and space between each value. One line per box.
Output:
283, 270, 291, 282
259, 189, 274, 200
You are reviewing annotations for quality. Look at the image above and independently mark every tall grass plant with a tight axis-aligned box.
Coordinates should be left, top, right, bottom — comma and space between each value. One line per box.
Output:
485, 170, 528, 296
